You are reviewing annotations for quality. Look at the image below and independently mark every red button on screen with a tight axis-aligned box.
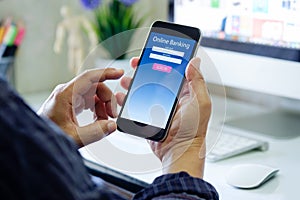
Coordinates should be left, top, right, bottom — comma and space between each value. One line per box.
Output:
152, 63, 172, 73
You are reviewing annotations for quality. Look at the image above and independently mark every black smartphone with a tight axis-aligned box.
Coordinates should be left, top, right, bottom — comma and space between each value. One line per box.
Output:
117, 21, 201, 141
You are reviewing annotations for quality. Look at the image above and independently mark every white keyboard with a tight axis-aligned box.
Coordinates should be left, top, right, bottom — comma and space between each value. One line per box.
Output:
207, 131, 269, 162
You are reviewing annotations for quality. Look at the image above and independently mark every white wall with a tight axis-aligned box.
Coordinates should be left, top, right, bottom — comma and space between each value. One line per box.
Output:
0, 0, 168, 95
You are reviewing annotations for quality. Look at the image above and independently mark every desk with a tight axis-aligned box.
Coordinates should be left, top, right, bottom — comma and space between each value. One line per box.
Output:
24, 92, 300, 200
203, 97, 300, 200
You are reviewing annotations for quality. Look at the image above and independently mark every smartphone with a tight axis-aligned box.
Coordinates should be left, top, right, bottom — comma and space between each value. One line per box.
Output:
117, 21, 201, 141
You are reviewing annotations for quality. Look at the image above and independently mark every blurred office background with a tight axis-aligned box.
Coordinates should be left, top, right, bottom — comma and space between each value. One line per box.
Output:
0, 0, 168, 95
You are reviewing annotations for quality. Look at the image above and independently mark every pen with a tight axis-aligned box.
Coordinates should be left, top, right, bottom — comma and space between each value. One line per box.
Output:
0, 24, 18, 58
0, 20, 4, 44
2, 26, 25, 57
14, 27, 25, 46
0, 18, 12, 44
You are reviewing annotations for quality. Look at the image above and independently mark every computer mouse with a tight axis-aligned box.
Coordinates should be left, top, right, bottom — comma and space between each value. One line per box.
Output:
226, 164, 279, 189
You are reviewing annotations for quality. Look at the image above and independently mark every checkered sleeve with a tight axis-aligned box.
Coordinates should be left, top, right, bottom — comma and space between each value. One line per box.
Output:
133, 172, 219, 200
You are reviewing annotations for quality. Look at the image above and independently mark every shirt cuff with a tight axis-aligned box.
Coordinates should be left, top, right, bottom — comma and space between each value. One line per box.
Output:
133, 172, 219, 200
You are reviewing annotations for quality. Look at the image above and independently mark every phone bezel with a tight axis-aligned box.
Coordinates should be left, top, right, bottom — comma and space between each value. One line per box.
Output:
117, 21, 201, 141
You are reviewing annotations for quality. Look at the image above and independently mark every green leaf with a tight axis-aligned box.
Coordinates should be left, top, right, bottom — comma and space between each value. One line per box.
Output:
89, 0, 144, 58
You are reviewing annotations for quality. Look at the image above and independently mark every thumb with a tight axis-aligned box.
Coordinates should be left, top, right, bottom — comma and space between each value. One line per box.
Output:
186, 57, 202, 82
186, 58, 206, 95
77, 120, 117, 146
185, 57, 207, 98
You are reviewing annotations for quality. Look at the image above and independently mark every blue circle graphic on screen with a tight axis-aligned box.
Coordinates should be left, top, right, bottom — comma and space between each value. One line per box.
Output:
128, 83, 175, 128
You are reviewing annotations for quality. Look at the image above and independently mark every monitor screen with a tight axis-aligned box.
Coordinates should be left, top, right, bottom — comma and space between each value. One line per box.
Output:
173, 0, 300, 61
172, 0, 300, 100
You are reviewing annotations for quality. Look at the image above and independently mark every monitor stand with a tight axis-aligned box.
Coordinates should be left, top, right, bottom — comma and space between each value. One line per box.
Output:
225, 110, 300, 139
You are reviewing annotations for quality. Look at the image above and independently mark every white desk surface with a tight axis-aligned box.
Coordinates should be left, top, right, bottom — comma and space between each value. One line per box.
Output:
24, 92, 300, 200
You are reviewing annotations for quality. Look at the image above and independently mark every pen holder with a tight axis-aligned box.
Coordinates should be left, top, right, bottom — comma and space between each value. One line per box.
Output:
0, 57, 15, 87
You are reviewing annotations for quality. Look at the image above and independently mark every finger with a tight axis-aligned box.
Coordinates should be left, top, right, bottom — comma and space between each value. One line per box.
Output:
95, 82, 114, 103
77, 120, 117, 146
105, 94, 118, 118
130, 57, 139, 69
116, 57, 138, 92
185, 57, 211, 109
95, 83, 118, 117
95, 101, 108, 120
186, 57, 205, 96
72, 68, 124, 96
80, 82, 116, 115
82, 95, 96, 110
120, 76, 132, 90
115, 92, 126, 106
79, 83, 110, 111
177, 58, 202, 103
70, 83, 96, 112
186, 57, 202, 82
84, 68, 124, 83
179, 80, 189, 98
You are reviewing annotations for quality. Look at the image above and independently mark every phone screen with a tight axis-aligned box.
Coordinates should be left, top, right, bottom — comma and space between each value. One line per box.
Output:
117, 21, 200, 141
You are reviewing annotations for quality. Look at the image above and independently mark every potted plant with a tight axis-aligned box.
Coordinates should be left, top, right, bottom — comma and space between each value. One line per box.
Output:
80, 0, 144, 59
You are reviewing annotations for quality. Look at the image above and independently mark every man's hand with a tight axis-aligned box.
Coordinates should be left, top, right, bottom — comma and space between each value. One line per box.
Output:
38, 68, 124, 148
116, 57, 211, 178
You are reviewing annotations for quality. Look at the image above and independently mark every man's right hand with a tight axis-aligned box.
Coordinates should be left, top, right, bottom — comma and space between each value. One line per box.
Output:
116, 57, 212, 178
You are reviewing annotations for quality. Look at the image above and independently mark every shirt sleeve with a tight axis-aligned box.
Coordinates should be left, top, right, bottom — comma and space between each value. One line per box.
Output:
0, 78, 219, 200
133, 172, 219, 200
0, 78, 126, 200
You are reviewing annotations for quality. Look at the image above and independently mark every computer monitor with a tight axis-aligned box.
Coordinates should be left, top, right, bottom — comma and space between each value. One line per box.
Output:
172, 0, 300, 138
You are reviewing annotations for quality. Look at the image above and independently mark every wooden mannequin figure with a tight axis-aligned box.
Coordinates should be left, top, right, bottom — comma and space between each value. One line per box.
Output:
54, 5, 98, 74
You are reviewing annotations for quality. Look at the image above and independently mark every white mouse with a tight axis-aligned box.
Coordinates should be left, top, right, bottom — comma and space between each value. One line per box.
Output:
226, 164, 279, 189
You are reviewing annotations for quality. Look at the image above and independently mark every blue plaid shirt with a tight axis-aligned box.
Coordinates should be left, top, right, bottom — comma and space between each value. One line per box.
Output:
0, 78, 218, 200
